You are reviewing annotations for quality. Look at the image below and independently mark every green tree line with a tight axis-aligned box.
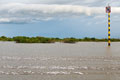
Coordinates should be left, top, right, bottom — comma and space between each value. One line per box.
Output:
0, 36, 120, 43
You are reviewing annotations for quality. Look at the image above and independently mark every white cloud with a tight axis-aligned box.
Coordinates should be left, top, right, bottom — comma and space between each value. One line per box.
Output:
0, 3, 119, 23
0, 0, 120, 6
0, 3, 105, 23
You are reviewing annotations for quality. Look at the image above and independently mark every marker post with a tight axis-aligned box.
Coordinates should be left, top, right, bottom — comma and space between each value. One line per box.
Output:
106, 5, 111, 46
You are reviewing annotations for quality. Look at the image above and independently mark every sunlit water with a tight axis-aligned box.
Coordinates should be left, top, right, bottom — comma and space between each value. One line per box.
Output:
0, 42, 120, 80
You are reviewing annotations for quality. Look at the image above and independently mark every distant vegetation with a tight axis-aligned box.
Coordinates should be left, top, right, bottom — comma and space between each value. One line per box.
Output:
0, 36, 120, 43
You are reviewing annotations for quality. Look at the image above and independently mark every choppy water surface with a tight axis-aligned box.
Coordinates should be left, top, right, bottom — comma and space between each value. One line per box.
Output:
0, 42, 120, 80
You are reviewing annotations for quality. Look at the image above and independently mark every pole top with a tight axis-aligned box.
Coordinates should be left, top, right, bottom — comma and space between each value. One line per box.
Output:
106, 4, 111, 13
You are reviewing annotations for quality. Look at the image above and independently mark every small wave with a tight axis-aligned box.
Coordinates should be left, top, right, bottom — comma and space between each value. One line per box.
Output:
1, 65, 120, 71
1, 65, 46, 69
50, 66, 78, 70
0, 71, 84, 75
46, 71, 70, 75
1, 56, 120, 61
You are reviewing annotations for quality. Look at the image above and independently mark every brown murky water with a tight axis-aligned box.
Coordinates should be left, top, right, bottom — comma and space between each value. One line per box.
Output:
0, 42, 120, 80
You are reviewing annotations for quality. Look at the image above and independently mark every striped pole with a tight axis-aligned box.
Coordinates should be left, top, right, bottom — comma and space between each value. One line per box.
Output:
106, 5, 111, 46
108, 13, 111, 46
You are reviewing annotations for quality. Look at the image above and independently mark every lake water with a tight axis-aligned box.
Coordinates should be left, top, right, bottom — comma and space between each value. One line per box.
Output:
0, 42, 120, 80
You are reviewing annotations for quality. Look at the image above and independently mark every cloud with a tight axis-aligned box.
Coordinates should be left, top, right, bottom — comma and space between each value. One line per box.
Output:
0, 3, 119, 23
0, 3, 104, 23
1, 0, 120, 7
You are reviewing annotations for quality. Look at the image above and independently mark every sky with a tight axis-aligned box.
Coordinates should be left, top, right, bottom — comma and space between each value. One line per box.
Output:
0, 0, 120, 38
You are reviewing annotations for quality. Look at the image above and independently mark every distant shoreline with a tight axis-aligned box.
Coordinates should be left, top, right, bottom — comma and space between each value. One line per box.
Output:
0, 36, 120, 43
